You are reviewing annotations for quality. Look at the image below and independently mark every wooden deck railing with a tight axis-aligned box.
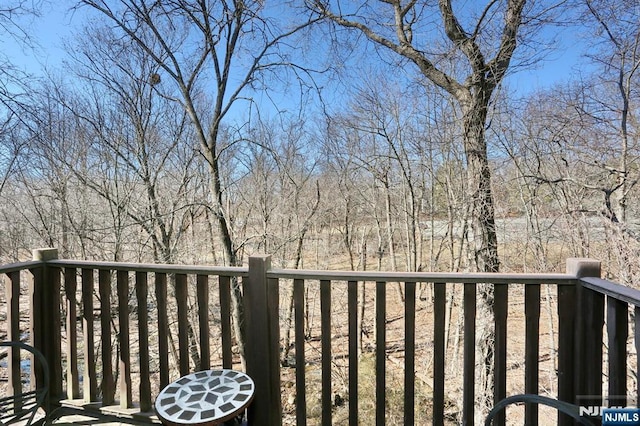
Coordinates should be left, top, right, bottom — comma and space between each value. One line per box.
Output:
1, 250, 639, 425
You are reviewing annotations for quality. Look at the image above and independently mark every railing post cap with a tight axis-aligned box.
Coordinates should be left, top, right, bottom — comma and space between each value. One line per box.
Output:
248, 255, 272, 267
566, 258, 601, 278
249, 254, 271, 261
32, 248, 59, 261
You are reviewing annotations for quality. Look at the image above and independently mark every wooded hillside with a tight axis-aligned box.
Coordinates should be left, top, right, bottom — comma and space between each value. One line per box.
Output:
0, 0, 638, 285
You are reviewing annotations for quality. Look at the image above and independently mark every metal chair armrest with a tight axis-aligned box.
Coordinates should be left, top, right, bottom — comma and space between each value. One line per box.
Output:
0, 342, 50, 425
485, 394, 596, 426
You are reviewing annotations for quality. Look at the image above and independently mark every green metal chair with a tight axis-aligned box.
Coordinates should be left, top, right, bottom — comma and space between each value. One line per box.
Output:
485, 394, 596, 426
0, 341, 50, 425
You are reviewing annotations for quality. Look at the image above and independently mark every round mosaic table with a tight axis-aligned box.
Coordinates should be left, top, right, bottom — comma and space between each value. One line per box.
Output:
155, 369, 255, 425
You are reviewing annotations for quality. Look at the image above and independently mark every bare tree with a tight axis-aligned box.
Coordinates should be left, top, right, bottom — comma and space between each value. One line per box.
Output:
503, 80, 640, 284
307, 0, 532, 273
240, 118, 323, 362
304, 0, 540, 417
78, 0, 319, 365
0, 1, 44, 197
64, 24, 204, 264
582, 0, 640, 224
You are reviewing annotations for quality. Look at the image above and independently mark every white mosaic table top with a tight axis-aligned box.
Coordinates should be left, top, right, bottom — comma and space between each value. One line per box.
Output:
155, 369, 255, 425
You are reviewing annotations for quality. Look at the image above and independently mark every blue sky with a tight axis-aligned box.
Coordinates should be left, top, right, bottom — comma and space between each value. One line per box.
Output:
506, 26, 592, 95
5, 2, 589, 97
4, 0, 77, 74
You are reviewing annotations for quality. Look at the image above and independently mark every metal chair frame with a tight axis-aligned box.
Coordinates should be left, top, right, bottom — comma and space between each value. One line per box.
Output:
485, 394, 597, 426
0, 341, 50, 425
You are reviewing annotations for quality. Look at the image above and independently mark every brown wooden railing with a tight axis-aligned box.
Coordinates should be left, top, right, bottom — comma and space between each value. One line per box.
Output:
1, 250, 639, 425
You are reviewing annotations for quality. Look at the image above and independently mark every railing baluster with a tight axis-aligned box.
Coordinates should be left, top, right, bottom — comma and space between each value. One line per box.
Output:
197, 274, 210, 370
218, 276, 232, 369
321, 279, 332, 426
136, 271, 151, 412
267, 276, 281, 418
52, 266, 63, 398
64, 268, 80, 399
404, 281, 416, 426
29, 264, 42, 391
376, 281, 386, 426
463, 283, 476, 425
607, 296, 628, 407
348, 280, 358, 426
579, 286, 604, 413
175, 273, 189, 376
99, 269, 115, 405
376, 281, 387, 425
81, 269, 97, 402
636, 306, 640, 408
557, 283, 576, 426
524, 283, 540, 425
493, 283, 508, 426
7, 271, 21, 403
117, 270, 132, 408
155, 272, 169, 389
7, 270, 20, 340
295, 278, 307, 425
433, 282, 446, 426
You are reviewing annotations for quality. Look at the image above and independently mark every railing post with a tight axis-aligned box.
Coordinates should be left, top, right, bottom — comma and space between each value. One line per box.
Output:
245, 255, 281, 426
31, 248, 63, 403
566, 258, 602, 425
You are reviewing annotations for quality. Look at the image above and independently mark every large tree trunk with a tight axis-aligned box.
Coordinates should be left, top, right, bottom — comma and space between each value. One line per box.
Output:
462, 94, 499, 417
462, 97, 500, 274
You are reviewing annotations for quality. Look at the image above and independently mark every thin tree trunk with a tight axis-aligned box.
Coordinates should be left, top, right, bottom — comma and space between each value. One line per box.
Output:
545, 284, 557, 394
358, 236, 367, 356
383, 178, 404, 302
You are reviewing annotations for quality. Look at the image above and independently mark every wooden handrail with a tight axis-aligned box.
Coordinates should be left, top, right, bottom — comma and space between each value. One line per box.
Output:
47, 259, 248, 276
268, 268, 574, 284
0, 261, 42, 274
580, 276, 640, 306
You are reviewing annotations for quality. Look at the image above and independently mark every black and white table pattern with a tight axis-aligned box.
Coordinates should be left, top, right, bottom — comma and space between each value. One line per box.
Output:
155, 369, 255, 425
